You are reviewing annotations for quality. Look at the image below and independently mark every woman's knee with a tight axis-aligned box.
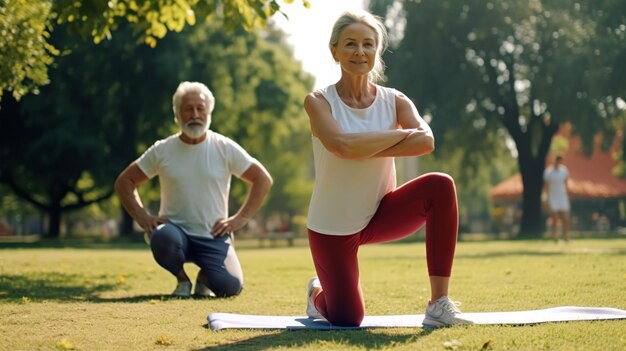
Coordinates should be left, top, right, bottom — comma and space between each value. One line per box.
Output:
327, 308, 364, 327
323, 291, 365, 326
427, 172, 455, 185
425, 172, 456, 196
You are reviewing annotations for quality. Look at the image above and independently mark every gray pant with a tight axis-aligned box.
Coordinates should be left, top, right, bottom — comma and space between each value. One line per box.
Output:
150, 223, 243, 297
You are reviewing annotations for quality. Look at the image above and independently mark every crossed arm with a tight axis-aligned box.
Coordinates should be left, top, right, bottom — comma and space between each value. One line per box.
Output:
304, 90, 435, 160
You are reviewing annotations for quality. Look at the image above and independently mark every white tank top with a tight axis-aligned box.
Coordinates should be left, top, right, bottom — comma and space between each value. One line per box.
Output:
307, 84, 397, 235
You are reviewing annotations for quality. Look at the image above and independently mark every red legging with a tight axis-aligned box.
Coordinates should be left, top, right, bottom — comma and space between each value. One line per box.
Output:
308, 172, 459, 326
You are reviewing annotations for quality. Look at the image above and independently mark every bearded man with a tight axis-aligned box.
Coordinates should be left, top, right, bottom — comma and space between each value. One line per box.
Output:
115, 81, 273, 298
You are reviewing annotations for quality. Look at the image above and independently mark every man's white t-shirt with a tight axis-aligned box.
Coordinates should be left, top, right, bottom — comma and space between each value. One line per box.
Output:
136, 131, 255, 238
543, 165, 570, 212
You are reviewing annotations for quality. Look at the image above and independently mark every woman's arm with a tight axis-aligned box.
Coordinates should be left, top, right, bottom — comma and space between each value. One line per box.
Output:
304, 91, 411, 160
373, 92, 435, 157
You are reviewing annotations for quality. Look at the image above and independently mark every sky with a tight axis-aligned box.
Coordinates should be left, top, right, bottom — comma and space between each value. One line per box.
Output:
272, 1, 366, 89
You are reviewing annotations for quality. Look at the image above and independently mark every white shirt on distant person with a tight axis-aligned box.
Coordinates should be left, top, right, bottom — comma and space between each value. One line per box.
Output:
544, 165, 570, 212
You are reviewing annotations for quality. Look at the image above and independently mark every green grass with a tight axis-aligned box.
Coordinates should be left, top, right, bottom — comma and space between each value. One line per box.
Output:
1, 237, 625, 350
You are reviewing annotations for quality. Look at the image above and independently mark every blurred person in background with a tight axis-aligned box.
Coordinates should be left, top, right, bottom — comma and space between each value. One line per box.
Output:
544, 154, 570, 242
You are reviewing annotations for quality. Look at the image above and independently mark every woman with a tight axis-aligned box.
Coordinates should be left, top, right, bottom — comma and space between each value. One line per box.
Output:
303, 10, 470, 327
543, 154, 570, 242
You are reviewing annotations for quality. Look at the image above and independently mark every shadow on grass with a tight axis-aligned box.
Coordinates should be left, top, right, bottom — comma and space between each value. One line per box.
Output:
194, 326, 435, 351
0, 273, 230, 303
0, 272, 116, 302
91, 295, 219, 303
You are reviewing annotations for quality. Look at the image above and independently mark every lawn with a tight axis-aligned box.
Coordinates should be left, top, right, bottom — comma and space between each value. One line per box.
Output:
1, 236, 625, 350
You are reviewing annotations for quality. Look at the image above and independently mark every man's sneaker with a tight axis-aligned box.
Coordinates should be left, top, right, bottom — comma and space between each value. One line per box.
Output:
423, 296, 473, 327
306, 277, 324, 319
194, 280, 216, 298
171, 281, 192, 298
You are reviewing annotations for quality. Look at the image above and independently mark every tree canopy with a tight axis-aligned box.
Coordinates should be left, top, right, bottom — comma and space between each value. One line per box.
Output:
0, 0, 311, 102
0, 16, 314, 237
0, 0, 58, 100
371, 0, 626, 236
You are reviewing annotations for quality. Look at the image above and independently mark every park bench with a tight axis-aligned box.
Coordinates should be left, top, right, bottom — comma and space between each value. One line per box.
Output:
257, 231, 295, 247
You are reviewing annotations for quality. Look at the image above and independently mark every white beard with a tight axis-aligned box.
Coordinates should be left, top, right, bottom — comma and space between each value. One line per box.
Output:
179, 118, 210, 139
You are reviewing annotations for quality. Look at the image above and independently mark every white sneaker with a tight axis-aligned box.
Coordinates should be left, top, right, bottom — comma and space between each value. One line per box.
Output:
423, 296, 473, 327
194, 280, 216, 298
306, 277, 324, 319
171, 281, 192, 298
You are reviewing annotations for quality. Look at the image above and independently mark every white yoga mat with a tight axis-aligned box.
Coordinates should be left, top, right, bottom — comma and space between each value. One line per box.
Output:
208, 306, 626, 330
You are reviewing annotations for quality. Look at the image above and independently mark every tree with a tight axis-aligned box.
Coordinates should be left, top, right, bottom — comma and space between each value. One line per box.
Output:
0, 0, 58, 101
0, 19, 314, 237
0, 0, 311, 102
0, 25, 156, 237
372, 0, 625, 236
174, 22, 314, 225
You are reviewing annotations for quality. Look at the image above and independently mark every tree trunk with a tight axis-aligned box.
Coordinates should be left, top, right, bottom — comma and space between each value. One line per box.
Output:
502, 94, 559, 238
48, 205, 62, 238
515, 122, 559, 238
518, 162, 545, 237
117, 104, 140, 237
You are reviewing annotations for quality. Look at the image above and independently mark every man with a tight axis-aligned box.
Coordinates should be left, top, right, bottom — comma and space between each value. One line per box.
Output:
543, 154, 570, 242
115, 81, 272, 297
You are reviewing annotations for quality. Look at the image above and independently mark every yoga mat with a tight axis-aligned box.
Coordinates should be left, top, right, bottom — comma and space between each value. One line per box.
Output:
208, 306, 626, 330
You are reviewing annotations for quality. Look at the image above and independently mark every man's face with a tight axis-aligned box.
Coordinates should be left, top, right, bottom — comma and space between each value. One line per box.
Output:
178, 93, 210, 138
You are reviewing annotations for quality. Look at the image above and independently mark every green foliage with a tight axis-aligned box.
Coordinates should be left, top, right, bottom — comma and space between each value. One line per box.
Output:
0, 23, 167, 236
549, 135, 570, 156
53, 0, 311, 47
418, 139, 518, 231
0, 0, 59, 100
381, 0, 619, 149
0, 184, 39, 234
374, 0, 625, 235
0, 16, 314, 236
0, 0, 312, 102
172, 21, 314, 217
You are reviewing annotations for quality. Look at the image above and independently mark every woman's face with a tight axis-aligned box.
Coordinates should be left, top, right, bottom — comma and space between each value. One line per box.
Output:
331, 22, 377, 76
